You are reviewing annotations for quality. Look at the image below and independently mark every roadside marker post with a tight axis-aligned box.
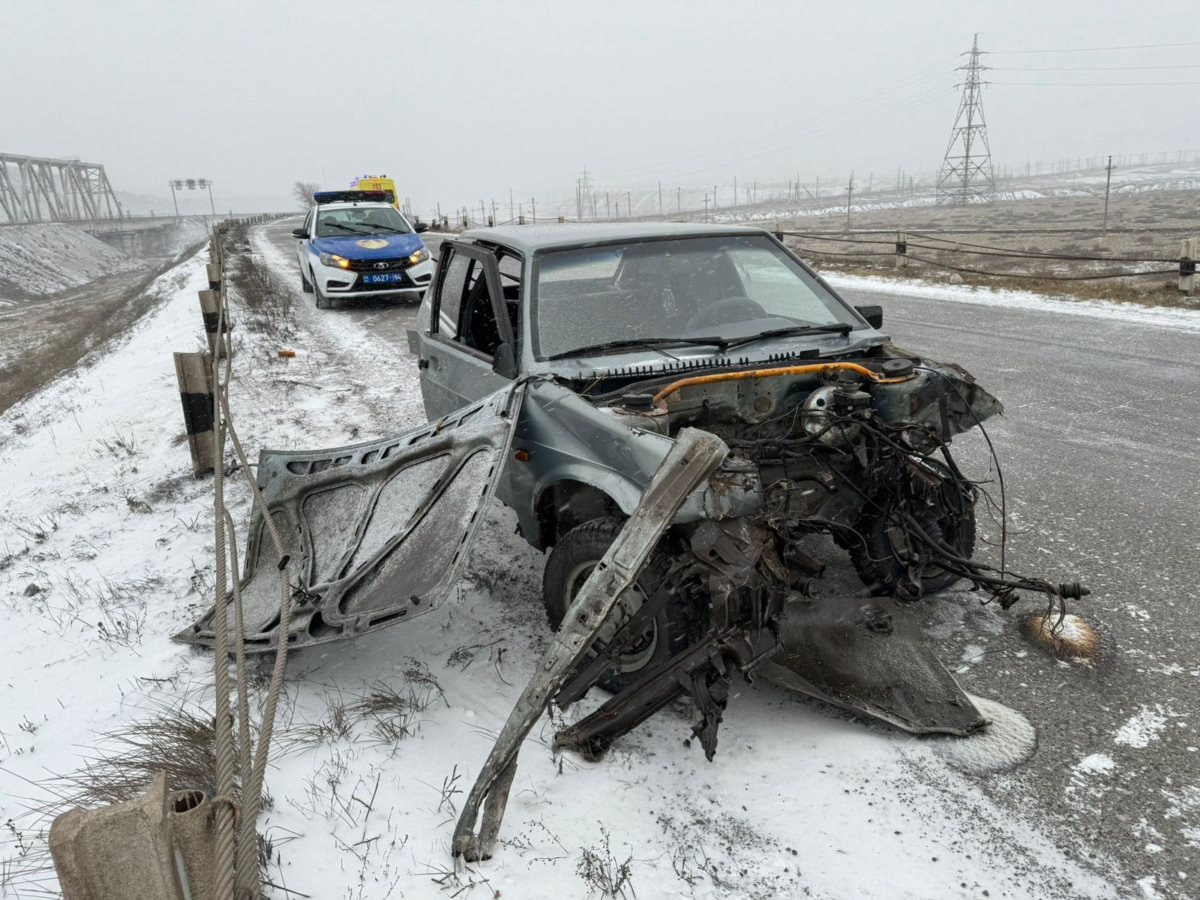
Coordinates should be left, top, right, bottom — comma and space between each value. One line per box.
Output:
1182, 238, 1198, 298
198, 290, 231, 359
205, 262, 221, 292
173, 351, 215, 476
895, 230, 908, 269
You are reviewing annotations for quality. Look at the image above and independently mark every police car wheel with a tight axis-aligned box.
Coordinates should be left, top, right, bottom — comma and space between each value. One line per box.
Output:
313, 274, 331, 310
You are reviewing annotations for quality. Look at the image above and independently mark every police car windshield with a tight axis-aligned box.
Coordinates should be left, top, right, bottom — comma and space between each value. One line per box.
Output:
316, 206, 412, 238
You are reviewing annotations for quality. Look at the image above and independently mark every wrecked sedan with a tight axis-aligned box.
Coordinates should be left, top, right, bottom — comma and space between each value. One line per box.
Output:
178, 222, 1084, 749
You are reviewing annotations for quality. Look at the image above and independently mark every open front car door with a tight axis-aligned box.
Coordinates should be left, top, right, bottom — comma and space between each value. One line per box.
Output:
174, 382, 525, 652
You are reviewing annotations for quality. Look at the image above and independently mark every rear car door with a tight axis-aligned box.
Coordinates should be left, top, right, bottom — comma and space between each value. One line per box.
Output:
418, 241, 516, 420
174, 381, 525, 651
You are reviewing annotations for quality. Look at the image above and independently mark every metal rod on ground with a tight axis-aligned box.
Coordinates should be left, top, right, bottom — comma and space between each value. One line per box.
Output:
451, 429, 728, 862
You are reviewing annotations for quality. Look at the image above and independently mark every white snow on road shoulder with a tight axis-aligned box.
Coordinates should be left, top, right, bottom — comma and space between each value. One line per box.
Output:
823, 272, 1200, 332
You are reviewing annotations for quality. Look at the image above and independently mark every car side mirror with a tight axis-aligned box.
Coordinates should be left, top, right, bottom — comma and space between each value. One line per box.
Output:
855, 304, 883, 329
492, 341, 517, 379
291, 228, 306, 238
414, 222, 430, 234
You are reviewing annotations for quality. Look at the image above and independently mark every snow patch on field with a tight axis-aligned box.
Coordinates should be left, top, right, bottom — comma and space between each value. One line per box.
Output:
0, 223, 142, 300
0, 233, 1125, 899
823, 271, 1200, 332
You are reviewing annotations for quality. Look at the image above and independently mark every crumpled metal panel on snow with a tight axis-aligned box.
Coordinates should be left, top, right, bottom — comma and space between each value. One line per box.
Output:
174, 382, 524, 652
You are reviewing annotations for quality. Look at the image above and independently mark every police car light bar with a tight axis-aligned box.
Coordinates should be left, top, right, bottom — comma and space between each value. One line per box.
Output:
313, 190, 395, 205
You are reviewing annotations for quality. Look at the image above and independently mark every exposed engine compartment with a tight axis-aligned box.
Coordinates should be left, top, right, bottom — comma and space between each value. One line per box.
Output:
540, 350, 1089, 751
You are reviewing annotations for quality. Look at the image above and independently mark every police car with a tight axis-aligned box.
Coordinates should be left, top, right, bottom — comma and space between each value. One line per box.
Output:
292, 191, 434, 309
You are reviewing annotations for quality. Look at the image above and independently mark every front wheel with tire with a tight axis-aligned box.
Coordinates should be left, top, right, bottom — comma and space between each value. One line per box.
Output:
542, 517, 701, 694
301, 268, 313, 293
847, 493, 977, 598
313, 272, 331, 310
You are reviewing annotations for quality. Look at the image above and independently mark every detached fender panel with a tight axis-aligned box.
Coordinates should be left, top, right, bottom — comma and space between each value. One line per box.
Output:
174, 382, 525, 652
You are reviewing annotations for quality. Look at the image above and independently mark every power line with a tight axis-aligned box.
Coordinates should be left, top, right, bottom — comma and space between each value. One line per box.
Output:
994, 63, 1200, 70
990, 39, 1200, 54
991, 80, 1200, 86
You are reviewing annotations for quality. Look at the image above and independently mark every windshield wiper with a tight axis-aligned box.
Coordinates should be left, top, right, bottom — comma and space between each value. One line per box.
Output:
322, 222, 368, 234
722, 323, 853, 350
546, 336, 728, 361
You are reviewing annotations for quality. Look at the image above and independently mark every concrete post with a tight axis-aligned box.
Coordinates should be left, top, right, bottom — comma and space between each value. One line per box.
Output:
895, 230, 908, 269
173, 352, 215, 476
206, 262, 221, 292
198, 290, 231, 359
49, 773, 185, 900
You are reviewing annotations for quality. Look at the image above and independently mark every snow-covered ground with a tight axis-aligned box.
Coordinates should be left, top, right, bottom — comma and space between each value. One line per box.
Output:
0, 233, 1130, 899
0, 224, 142, 301
823, 271, 1200, 332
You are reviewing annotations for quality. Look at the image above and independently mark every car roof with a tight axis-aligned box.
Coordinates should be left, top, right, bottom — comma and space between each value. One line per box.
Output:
457, 222, 767, 255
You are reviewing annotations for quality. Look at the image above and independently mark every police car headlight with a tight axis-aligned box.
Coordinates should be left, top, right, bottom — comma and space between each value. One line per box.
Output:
408, 248, 431, 265
320, 252, 351, 269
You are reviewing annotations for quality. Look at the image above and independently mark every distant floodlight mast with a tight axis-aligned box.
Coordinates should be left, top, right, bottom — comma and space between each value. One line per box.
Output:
168, 178, 217, 217
936, 33, 995, 206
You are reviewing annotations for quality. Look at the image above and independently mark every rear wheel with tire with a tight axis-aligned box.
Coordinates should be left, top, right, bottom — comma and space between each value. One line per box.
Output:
542, 517, 701, 694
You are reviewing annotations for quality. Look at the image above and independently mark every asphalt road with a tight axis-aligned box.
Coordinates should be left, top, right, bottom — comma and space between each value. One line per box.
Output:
835, 282, 1200, 896
263, 217, 1199, 895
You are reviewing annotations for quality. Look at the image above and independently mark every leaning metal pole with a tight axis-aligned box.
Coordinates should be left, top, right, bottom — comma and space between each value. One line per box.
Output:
452, 428, 728, 861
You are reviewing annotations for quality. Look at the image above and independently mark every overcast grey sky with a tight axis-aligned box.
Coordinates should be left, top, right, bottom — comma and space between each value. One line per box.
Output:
4, 0, 1198, 214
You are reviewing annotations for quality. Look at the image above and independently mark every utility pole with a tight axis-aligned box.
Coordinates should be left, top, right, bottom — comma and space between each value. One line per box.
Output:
627, 191, 631, 220
677, 186, 681, 212
658, 181, 663, 216
936, 33, 995, 205
815, 176, 819, 201
531, 197, 536, 223
1102, 155, 1114, 237
712, 185, 717, 209
575, 179, 583, 222
509, 187, 514, 223
606, 192, 611, 220
703, 193, 709, 222
734, 176, 737, 208
846, 172, 854, 232
168, 180, 180, 218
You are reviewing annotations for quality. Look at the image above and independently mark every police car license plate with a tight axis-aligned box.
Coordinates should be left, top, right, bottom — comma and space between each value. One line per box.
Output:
363, 273, 404, 285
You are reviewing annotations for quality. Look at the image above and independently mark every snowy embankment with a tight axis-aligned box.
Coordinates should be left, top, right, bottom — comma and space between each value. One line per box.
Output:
1, 233, 1122, 899
0, 224, 142, 301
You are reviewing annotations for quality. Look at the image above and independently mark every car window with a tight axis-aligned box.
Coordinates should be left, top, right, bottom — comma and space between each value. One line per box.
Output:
303, 209, 314, 235
437, 250, 471, 339
533, 235, 858, 359
726, 243, 838, 322
435, 248, 503, 358
315, 206, 412, 237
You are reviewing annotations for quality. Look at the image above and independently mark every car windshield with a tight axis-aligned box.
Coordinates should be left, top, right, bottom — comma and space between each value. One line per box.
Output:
533, 235, 861, 360
316, 206, 412, 237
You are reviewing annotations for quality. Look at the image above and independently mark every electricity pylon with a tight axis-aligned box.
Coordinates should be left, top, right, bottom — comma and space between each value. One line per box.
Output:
936, 34, 995, 205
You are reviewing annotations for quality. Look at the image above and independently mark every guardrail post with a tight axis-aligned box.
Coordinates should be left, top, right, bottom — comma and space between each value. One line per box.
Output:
198, 290, 231, 359
173, 352, 215, 476
1182, 238, 1197, 298
895, 230, 908, 269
